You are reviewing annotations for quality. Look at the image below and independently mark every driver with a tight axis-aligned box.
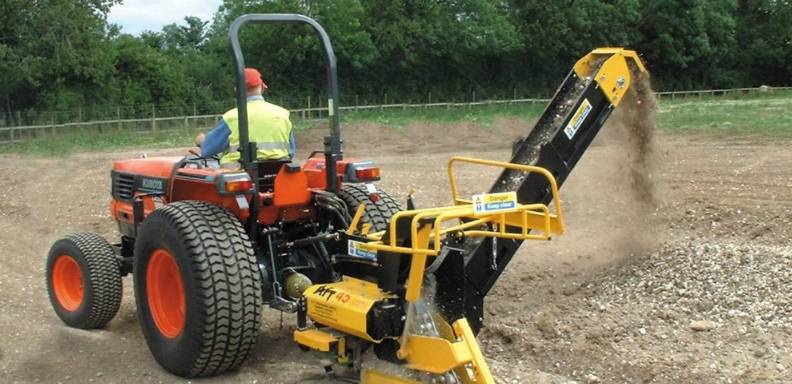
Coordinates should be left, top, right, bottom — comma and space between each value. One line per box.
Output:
195, 67, 295, 168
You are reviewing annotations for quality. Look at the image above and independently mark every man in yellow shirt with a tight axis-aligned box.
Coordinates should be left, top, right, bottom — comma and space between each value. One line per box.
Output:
195, 68, 295, 168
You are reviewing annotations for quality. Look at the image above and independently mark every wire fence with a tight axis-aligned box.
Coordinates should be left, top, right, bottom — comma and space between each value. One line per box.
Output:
1, 85, 791, 145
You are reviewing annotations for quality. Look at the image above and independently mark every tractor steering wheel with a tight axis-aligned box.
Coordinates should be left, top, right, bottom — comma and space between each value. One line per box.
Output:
186, 148, 220, 168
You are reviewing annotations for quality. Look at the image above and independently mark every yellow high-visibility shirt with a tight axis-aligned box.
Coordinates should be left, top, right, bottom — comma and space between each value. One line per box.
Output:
221, 98, 292, 165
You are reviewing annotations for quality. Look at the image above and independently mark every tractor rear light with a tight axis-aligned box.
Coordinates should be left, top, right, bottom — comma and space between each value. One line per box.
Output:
215, 173, 254, 195
355, 167, 380, 181
225, 179, 253, 193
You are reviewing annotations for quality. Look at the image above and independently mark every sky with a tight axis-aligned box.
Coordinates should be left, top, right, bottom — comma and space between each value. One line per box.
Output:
108, 0, 223, 35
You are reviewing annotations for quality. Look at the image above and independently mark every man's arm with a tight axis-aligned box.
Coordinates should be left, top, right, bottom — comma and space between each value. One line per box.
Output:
288, 121, 296, 159
200, 119, 231, 157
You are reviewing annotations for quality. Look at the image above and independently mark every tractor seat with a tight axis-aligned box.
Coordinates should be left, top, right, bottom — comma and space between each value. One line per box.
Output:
253, 159, 291, 192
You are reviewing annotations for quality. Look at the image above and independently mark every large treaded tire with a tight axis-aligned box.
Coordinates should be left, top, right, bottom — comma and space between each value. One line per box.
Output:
339, 184, 402, 232
46, 233, 123, 329
133, 201, 263, 378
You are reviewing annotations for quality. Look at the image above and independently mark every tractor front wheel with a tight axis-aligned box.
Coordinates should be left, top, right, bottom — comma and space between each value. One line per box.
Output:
46, 233, 123, 329
133, 201, 262, 378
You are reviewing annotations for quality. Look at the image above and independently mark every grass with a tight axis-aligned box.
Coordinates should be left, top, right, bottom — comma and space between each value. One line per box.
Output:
335, 102, 546, 130
657, 90, 792, 136
2, 91, 791, 156
0, 128, 201, 156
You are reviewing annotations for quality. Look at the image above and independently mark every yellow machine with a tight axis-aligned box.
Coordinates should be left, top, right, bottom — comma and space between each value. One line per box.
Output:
292, 48, 646, 383
297, 158, 564, 383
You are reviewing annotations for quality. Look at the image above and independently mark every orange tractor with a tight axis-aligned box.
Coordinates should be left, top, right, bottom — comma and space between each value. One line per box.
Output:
46, 14, 646, 383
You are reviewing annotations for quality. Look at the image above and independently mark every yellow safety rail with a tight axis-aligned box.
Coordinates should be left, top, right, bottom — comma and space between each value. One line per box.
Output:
351, 156, 565, 303
447, 156, 564, 217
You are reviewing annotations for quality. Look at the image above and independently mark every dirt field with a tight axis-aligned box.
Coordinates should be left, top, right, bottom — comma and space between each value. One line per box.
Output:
1, 118, 790, 383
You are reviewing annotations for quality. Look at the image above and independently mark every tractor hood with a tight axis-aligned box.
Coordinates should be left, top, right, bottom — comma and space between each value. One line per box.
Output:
113, 156, 182, 179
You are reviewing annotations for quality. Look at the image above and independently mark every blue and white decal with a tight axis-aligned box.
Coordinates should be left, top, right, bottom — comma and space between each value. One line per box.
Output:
564, 98, 592, 140
348, 240, 377, 261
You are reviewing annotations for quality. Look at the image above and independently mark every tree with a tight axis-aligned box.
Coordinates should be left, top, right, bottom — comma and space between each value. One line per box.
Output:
636, 0, 738, 89
110, 35, 185, 106
1, 0, 789, 120
735, 0, 792, 86
0, 0, 120, 117
162, 17, 210, 51
212, 0, 378, 101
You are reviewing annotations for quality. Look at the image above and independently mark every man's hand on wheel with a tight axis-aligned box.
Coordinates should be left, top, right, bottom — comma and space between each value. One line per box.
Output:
194, 132, 206, 147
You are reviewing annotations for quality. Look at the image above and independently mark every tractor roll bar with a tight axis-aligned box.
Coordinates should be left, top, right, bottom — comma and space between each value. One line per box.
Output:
228, 14, 342, 194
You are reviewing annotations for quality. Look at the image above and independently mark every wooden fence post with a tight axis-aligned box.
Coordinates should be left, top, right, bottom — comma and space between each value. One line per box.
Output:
307, 96, 311, 120
77, 108, 83, 132
116, 106, 121, 132
50, 111, 56, 136
355, 94, 359, 111
151, 105, 157, 132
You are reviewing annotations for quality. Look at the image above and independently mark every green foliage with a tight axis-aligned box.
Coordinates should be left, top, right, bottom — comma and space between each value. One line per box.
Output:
637, 0, 738, 89
0, 0, 121, 117
734, 0, 792, 86
1, 0, 791, 120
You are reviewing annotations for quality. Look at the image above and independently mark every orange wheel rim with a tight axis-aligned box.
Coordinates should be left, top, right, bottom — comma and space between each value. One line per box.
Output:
52, 255, 84, 311
146, 249, 186, 339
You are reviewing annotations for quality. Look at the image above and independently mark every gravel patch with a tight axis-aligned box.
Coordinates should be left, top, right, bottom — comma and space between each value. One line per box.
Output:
589, 241, 792, 330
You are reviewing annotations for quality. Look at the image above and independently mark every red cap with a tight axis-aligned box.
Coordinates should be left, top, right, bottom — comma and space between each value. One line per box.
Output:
244, 68, 268, 90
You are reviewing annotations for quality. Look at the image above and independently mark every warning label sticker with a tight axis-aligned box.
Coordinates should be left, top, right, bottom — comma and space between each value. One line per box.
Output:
311, 301, 338, 322
348, 240, 377, 261
472, 192, 518, 216
564, 98, 592, 140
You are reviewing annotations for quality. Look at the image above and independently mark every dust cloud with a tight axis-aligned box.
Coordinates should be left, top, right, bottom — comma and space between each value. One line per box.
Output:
595, 69, 661, 258
619, 71, 659, 208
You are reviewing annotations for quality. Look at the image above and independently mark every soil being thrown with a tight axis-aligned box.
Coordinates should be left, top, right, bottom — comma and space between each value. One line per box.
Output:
615, 71, 659, 208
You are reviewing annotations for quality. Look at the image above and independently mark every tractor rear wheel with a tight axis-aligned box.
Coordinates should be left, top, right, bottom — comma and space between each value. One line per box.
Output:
133, 201, 262, 378
339, 184, 402, 232
46, 233, 123, 329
